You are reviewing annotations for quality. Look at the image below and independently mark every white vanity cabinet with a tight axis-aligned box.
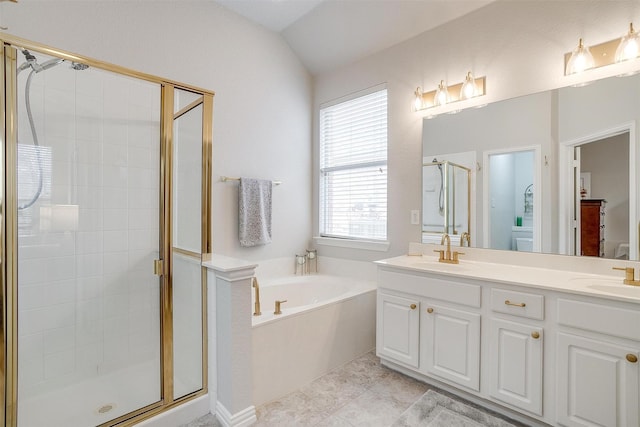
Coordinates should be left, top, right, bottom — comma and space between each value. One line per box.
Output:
555, 298, 640, 427
375, 255, 640, 427
376, 292, 420, 368
421, 303, 480, 391
488, 288, 544, 416
377, 269, 482, 390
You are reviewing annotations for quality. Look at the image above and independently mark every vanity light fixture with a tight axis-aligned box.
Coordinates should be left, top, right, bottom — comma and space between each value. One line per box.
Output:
460, 72, 477, 100
434, 80, 449, 106
564, 23, 640, 76
413, 73, 486, 113
413, 87, 424, 111
616, 23, 640, 63
565, 38, 595, 75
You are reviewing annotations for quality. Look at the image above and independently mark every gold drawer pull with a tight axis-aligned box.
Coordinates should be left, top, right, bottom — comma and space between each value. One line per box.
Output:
531, 331, 540, 339
505, 300, 526, 307
410, 304, 417, 310
627, 354, 638, 363
427, 308, 434, 314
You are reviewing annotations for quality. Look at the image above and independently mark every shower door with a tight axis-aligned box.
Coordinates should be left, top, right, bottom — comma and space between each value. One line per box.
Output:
0, 37, 212, 427
13, 48, 163, 427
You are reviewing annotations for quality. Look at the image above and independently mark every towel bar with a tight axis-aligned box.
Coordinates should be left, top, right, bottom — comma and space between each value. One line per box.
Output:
221, 176, 282, 185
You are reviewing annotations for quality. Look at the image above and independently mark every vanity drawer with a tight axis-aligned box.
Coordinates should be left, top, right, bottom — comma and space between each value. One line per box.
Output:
557, 299, 640, 341
491, 288, 544, 320
379, 270, 481, 308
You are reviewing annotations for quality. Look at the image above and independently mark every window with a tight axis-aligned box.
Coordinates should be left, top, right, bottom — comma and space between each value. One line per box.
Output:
319, 87, 387, 241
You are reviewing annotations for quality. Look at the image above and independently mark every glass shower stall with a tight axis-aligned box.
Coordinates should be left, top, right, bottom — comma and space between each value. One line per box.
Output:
422, 160, 471, 238
0, 35, 212, 427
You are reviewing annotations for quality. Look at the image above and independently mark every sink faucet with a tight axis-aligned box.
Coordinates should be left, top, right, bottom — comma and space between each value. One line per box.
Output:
434, 233, 464, 264
253, 277, 262, 316
612, 267, 640, 286
460, 232, 471, 247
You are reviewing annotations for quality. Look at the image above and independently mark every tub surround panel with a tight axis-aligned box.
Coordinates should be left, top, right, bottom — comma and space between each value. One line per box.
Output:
207, 269, 218, 417
252, 287, 376, 406
254, 255, 378, 282
206, 256, 257, 426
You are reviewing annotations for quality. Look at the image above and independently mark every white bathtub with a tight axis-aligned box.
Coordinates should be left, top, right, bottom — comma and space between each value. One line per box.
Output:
251, 274, 376, 405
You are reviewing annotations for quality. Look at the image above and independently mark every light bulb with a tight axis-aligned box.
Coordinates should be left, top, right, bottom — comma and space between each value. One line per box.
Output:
566, 38, 595, 75
434, 80, 449, 106
460, 72, 476, 100
413, 87, 423, 111
616, 23, 640, 63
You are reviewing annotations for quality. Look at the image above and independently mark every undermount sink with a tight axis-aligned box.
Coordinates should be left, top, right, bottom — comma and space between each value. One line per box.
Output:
569, 277, 640, 297
587, 284, 640, 297
569, 276, 621, 286
413, 260, 470, 272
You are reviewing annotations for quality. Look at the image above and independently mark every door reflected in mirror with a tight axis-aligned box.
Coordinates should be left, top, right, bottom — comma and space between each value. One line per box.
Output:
485, 149, 537, 252
573, 132, 629, 259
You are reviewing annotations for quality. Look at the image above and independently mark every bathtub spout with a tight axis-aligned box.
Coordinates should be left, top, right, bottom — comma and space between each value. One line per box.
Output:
253, 277, 262, 316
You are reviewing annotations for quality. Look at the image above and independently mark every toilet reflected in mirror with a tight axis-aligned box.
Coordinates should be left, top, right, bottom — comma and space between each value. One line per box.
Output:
484, 147, 540, 252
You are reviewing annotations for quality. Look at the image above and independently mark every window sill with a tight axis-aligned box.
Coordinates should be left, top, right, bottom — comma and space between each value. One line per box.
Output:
313, 236, 390, 252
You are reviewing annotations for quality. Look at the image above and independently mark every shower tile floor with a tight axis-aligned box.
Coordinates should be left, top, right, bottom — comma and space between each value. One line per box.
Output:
183, 351, 526, 427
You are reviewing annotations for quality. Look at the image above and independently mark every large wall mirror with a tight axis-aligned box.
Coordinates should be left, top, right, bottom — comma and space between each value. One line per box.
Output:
422, 72, 640, 261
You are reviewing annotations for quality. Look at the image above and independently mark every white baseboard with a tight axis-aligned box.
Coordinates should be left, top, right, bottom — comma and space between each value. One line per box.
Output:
215, 401, 257, 427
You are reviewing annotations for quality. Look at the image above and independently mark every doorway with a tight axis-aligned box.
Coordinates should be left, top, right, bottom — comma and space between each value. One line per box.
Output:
483, 146, 541, 252
560, 123, 637, 260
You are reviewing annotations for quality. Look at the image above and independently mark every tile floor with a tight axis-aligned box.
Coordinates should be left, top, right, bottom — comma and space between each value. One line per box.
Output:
182, 351, 523, 427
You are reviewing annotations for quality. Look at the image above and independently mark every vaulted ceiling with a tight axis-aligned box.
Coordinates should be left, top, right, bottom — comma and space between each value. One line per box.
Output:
214, 0, 494, 75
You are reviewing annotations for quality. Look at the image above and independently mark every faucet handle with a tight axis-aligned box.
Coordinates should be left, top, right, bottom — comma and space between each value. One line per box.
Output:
433, 249, 445, 261
274, 299, 287, 315
452, 251, 464, 262
613, 266, 636, 283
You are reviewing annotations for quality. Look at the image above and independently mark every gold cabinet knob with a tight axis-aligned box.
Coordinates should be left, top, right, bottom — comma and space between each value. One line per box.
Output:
410, 304, 417, 310
531, 331, 540, 339
627, 354, 638, 363
427, 308, 434, 314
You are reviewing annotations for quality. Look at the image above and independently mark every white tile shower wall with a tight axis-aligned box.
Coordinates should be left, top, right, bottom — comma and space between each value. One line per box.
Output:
17, 61, 161, 399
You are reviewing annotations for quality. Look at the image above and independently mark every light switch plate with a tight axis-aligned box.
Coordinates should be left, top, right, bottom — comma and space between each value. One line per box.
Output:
411, 210, 420, 225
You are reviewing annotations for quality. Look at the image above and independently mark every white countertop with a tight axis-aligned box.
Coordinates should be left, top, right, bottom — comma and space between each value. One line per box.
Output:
375, 254, 640, 304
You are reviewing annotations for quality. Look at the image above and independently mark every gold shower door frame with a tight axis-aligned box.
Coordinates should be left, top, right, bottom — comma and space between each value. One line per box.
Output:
0, 34, 213, 427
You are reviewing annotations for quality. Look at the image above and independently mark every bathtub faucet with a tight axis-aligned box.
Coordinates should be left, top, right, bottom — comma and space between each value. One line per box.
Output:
253, 277, 262, 316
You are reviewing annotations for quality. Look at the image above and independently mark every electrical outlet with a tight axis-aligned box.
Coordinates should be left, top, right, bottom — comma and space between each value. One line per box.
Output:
410, 210, 420, 225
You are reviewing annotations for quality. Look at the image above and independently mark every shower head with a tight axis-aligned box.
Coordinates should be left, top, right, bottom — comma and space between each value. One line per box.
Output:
71, 62, 89, 71
17, 49, 65, 74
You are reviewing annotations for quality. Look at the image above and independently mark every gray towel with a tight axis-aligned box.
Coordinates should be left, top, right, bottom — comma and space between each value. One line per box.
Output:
239, 178, 272, 247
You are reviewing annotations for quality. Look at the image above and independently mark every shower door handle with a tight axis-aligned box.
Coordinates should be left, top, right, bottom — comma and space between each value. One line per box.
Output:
154, 259, 165, 276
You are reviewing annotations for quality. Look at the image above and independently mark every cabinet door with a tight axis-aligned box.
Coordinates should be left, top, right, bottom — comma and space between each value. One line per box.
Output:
489, 319, 543, 415
557, 332, 639, 427
421, 303, 480, 391
377, 292, 420, 368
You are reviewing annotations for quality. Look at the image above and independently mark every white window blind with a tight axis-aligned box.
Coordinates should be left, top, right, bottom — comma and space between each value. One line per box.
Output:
320, 88, 387, 241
